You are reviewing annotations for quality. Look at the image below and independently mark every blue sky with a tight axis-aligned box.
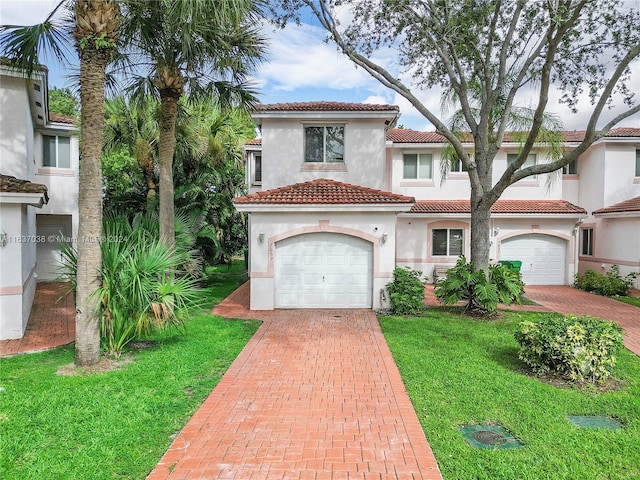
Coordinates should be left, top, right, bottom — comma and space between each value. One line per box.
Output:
2, 0, 639, 132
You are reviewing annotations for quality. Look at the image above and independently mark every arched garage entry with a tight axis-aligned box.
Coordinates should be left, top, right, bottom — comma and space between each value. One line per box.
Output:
500, 234, 567, 285
275, 233, 373, 308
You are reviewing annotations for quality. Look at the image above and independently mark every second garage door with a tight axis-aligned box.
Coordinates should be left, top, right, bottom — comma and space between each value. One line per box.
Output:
500, 234, 567, 285
275, 233, 373, 308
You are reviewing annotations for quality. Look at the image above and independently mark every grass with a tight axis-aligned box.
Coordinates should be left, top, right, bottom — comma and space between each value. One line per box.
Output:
614, 296, 640, 307
0, 261, 258, 480
379, 309, 640, 480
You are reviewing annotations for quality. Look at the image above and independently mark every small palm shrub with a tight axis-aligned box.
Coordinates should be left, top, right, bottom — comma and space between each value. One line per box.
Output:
574, 265, 638, 297
435, 256, 524, 314
58, 213, 201, 356
515, 315, 624, 383
386, 267, 427, 315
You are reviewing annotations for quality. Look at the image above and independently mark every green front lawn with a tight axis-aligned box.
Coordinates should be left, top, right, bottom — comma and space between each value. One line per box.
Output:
380, 309, 640, 480
0, 261, 259, 480
614, 296, 640, 307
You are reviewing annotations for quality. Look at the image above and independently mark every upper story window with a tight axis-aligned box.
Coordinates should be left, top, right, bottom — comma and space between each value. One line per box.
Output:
563, 159, 577, 175
507, 153, 536, 178
403, 153, 433, 179
635, 149, 640, 177
304, 125, 344, 163
432, 228, 463, 256
450, 157, 468, 173
43, 135, 70, 168
254, 154, 262, 183
581, 227, 593, 256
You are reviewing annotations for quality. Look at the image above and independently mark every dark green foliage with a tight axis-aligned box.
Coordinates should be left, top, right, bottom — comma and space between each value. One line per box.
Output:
435, 256, 524, 313
515, 315, 624, 383
386, 267, 426, 315
574, 265, 638, 297
48, 87, 79, 118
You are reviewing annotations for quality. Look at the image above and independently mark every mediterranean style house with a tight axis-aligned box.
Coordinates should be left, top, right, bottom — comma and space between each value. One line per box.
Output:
237, 101, 640, 310
0, 63, 79, 340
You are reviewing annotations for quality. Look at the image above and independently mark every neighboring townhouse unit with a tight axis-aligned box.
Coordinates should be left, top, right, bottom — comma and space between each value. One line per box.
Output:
0, 63, 79, 340
238, 101, 640, 310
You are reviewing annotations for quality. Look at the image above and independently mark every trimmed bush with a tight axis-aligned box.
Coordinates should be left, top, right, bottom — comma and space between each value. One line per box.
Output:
574, 265, 638, 297
514, 315, 624, 383
386, 267, 427, 315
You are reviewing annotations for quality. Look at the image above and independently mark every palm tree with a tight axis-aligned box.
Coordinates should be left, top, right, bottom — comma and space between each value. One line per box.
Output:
120, 0, 266, 247
104, 95, 159, 209
1, 0, 120, 366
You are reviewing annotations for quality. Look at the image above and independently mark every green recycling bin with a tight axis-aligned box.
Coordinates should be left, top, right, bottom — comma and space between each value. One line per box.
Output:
499, 260, 522, 273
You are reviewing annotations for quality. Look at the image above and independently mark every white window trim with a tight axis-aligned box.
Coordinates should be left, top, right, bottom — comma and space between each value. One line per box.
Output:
42, 134, 71, 169
403, 153, 433, 180
303, 124, 345, 164
432, 228, 464, 257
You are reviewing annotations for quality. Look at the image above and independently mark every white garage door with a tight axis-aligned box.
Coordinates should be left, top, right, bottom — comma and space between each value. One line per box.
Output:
275, 233, 373, 308
500, 234, 566, 285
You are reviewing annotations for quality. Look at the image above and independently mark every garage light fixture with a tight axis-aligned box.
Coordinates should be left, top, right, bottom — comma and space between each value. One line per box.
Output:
381, 233, 388, 244
258, 233, 265, 243
0, 231, 6, 247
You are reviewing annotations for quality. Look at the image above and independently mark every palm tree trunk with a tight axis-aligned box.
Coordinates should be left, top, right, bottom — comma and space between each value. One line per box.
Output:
74, 45, 109, 366
158, 93, 178, 247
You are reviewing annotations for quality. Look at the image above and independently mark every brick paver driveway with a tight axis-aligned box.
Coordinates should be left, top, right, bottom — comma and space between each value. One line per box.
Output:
147, 287, 442, 480
523, 286, 640, 355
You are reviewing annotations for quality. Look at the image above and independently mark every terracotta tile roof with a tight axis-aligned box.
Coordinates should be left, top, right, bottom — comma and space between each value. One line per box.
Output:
245, 137, 262, 146
386, 127, 640, 144
0, 174, 49, 202
234, 178, 414, 205
254, 101, 399, 112
410, 199, 586, 215
49, 113, 76, 125
593, 196, 640, 215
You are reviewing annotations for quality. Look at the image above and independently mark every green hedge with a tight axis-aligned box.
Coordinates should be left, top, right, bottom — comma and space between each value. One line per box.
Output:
515, 315, 624, 383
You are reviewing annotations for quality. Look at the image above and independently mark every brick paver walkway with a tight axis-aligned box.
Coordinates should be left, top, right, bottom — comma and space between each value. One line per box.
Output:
0, 282, 74, 357
147, 282, 442, 480
522, 286, 640, 356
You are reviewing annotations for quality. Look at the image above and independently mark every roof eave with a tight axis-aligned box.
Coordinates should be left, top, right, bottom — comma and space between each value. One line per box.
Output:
234, 203, 414, 213
0, 191, 48, 207
593, 211, 640, 218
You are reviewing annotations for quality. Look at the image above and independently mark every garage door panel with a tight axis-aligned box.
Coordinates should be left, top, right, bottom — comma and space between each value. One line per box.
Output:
275, 233, 372, 308
501, 234, 566, 285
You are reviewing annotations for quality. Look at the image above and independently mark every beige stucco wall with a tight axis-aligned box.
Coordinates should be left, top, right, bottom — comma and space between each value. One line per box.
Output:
396, 215, 580, 284
0, 204, 38, 339
247, 210, 400, 310
260, 117, 389, 191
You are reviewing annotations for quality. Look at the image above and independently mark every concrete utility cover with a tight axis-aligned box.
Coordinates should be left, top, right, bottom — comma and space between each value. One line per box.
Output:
460, 425, 523, 450
567, 415, 624, 429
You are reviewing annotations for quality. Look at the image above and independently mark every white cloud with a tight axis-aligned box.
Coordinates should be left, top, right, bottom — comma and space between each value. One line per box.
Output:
0, 1, 64, 26
259, 23, 373, 92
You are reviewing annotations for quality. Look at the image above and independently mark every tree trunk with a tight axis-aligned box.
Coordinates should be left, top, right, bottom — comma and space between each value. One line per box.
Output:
470, 193, 493, 273
158, 94, 178, 247
74, 46, 109, 367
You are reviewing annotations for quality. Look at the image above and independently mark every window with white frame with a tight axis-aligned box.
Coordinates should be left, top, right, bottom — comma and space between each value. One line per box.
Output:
450, 156, 468, 172
562, 159, 577, 175
403, 153, 433, 179
43, 135, 71, 168
507, 153, 536, 177
581, 227, 593, 256
254, 154, 262, 183
432, 228, 464, 256
304, 125, 344, 163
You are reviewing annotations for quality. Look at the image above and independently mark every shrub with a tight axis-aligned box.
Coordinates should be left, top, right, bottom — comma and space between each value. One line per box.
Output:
574, 265, 638, 297
434, 256, 524, 314
386, 267, 427, 315
514, 315, 624, 383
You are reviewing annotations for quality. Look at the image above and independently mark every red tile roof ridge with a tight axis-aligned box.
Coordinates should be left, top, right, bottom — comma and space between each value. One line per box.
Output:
254, 101, 399, 112
593, 196, 640, 214
234, 178, 415, 205
49, 113, 77, 125
410, 199, 586, 214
